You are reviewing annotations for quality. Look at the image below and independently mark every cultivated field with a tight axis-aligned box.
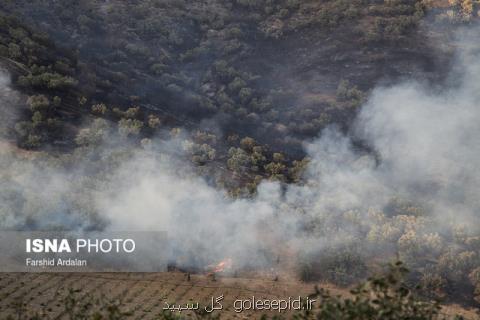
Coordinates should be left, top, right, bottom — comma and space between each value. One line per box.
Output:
0, 272, 477, 319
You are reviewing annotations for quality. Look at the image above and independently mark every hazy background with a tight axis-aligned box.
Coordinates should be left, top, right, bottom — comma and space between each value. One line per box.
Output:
1, 27, 479, 272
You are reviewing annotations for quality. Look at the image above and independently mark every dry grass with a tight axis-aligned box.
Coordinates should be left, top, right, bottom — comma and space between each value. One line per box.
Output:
0, 272, 477, 319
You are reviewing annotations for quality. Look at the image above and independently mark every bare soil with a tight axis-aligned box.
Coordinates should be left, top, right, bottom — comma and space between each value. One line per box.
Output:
0, 272, 477, 319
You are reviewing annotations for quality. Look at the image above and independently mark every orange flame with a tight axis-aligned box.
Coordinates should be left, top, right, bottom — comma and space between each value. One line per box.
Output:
209, 258, 233, 273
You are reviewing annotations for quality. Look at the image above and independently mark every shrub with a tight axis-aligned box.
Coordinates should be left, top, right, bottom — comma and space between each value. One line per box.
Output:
91, 103, 108, 115
420, 267, 447, 300
228, 77, 247, 93
273, 152, 284, 163
317, 247, 368, 286
53, 96, 62, 107
468, 267, 480, 304
438, 250, 479, 284
26, 95, 50, 112
18, 72, 77, 89
24, 134, 41, 148
264, 161, 286, 176
124, 106, 140, 119
240, 137, 256, 151
227, 147, 251, 172
183, 140, 216, 164
310, 262, 444, 320
75, 119, 110, 146
336, 79, 363, 102
147, 115, 161, 129
150, 63, 167, 75
298, 258, 314, 282
31, 111, 43, 127
238, 87, 253, 103
8, 43, 22, 59
118, 118, 143, 137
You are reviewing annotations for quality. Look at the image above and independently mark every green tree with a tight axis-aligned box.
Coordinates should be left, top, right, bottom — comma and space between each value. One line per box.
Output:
75, 119, 110, 146
118, 118, 143, 137
310, 262, 444, 320
27, 95, 50, 112
91, 103, 107, 115
240, 137, 256, 151
148, 115, 161, 129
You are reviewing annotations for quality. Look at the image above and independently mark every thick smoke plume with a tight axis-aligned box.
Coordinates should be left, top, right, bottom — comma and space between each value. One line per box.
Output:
1, 31, 480, 272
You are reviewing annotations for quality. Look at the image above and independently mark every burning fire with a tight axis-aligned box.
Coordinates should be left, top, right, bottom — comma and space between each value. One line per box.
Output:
208, 258, 233, 273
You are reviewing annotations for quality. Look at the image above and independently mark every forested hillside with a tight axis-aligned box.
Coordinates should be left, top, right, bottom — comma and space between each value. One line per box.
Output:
0, 0, 462, 191
1, 0, 480, 315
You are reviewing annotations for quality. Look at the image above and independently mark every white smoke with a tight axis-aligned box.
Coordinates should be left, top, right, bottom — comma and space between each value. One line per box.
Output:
1, 29, 480, 272
93, 32, 480, 268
